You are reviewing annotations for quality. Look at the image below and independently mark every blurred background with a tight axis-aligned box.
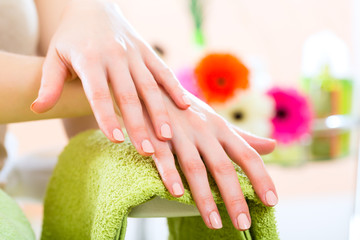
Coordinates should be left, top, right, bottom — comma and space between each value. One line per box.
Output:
1, 0, 360, 239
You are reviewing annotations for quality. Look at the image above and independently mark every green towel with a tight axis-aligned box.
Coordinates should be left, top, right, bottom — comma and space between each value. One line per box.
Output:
41, 130, 278, 240
0, 189, 35, 240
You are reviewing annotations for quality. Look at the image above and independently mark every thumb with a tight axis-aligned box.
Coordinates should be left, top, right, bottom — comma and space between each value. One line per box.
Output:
231, 124, 277, 155
31, 49, 68, 113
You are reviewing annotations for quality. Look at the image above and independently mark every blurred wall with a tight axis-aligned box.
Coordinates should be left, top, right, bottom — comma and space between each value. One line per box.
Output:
120, 0, 352, 85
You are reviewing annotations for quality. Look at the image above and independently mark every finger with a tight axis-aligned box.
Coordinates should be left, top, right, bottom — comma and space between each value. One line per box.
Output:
107, 60, 154, 156
230, 124, 276, 155
31, 49, 68, 113
197, 136, 251, 231
142, 46, 191, 109
171, 130, 222, 229
221, 128, 278, 207
74, 63, 124, 144
129, 56, 173, 141
142, 106, 183, 197
144, 122, 183, 197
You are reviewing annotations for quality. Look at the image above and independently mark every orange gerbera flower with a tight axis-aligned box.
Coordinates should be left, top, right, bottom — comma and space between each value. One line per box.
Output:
195, 53, 249, 104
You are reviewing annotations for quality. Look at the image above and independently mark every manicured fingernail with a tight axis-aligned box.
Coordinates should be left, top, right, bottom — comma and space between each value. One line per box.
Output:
142, 140, 154, 153
160, 123, 172, 138
113, 128, 124, 142
266, 190, 278, 206
182, 95, 191, 106
237, 213, 250, 230
209, 211, 222, 229
30, 99, 38, 111
172, 183, 183, 196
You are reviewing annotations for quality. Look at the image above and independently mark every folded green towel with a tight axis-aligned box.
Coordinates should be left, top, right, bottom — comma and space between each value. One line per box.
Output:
0, 189, 35, 240
41, 130, 278, 240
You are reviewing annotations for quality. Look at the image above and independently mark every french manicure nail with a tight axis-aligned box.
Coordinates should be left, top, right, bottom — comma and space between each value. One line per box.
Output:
142, 140, 154, 154
209, 211, 222, 229
182, 95, 191, 106
172, 183, 183, 196
266, 190, 278, 206
237, 213, 250, 230
113, 128, 124, 142
160, 123, 172, 138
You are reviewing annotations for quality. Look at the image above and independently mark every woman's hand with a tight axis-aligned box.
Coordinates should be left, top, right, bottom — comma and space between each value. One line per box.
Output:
31, 0, 190, 155
144, 91, 278, 231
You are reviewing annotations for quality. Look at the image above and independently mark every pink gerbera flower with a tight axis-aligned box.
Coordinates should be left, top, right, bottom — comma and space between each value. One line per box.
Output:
176, 67, 203, 99
267, 87, 313, 144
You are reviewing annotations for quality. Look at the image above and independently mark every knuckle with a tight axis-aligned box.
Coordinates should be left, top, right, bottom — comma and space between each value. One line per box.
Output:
169, 79, 181, 88
125, 41, 137, 52
187, 112, 203, 124
40, 80, 54, 90
168, 78, 181, 89
154, 146, 171, 158
184, 160, 206, 175
122, 118, 147, 135
213, 161, 235, 176
109, 43, 127, 59
190, 118, 207, 132
159, 67, 174, 81
161, 168, 179, 181
130, 124, 147, 135
119, 92, 140, 105
214, 116, 228, 129
80, 45, 99, 61
228, 197, 246, 208
241, 149, 261, 164
89, 90, 110, 103
142, 80, 159, 93
78, 56, 98, 68
199, 195, 215, 209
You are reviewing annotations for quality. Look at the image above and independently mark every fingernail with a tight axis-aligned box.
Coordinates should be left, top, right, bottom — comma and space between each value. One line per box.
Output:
142, 140, 154, 153
30, 99, 38, 111
113, 128, 124, 142
237, 213, 250, 230
172, 183, 183, 196
160, 124, 172, 138
266, 190, 278, 206
209, 211, 222, 229
182, 95, 191, 106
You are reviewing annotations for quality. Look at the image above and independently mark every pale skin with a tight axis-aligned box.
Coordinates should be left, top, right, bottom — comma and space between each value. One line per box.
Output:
32, 0, 191, 155
0, 51, 278, 230
1, 0, 279, 230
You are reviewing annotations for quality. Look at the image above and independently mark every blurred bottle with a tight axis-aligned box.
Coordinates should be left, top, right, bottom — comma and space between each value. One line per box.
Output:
301, 30, 353, 160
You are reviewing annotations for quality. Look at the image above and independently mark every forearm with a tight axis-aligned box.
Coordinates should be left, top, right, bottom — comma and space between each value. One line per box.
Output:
0, 51, 92, 123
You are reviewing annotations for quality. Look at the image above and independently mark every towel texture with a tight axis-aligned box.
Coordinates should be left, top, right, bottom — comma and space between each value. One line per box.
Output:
0, 189, 35, 240
41, 130, 278, 240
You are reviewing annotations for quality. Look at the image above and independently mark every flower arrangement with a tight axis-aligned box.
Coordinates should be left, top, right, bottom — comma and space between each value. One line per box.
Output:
177, 52, 314, 165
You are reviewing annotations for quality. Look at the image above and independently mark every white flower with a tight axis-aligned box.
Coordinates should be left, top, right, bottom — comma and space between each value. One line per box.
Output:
214, 90, 275, 138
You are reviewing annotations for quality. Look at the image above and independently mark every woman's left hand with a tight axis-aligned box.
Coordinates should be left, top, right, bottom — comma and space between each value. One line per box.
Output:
143, 90, 278, 231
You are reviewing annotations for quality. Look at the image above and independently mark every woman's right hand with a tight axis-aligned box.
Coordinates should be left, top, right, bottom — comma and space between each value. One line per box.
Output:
31, 0, 190, 156
144, 91, 278, 231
